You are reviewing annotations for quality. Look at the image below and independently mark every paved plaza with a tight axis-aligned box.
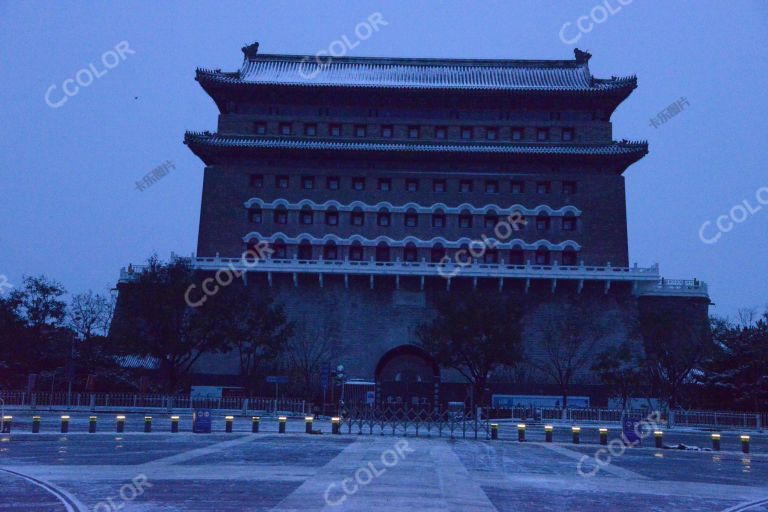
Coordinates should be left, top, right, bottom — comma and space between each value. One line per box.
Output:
0, 414, 767, 511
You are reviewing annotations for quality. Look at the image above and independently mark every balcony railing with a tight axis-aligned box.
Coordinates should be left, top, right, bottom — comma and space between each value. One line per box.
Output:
118, 255, 708, 297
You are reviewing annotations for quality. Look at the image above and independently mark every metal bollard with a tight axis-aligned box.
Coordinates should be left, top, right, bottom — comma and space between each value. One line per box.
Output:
711, 433, 721, 451
490, 423, 498, 440
278, 416, 287, 434
305, 416, 314, 434
144, 416, 152, 433
60, 415, 70, 434
741, 435, 750, 454
89, 416, 97, 433
116, 415, 125, 433
517, 423, 526, 442
572, 426, 581, 444
331, 417, 340, 435
545, 425, 553, 443
225, 416, 234, 433
32, 416, 41, 434
171, 416, 179, 433
252, 416, 260, 433
654, 430, 663, 448
1, 416, 12, 434
599, 427, 608, 446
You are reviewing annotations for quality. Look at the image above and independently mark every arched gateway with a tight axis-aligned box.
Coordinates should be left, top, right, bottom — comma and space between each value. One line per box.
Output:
374, 345, 440, 410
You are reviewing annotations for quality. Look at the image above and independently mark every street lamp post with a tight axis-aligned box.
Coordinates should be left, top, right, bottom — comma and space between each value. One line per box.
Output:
334, 364, 346, 416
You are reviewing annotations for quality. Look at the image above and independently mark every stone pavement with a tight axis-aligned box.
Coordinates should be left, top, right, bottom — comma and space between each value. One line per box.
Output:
0, 432, 767, 511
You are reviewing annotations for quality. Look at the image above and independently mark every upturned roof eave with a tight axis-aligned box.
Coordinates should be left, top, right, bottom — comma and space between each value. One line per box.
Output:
184, 133, 647, 173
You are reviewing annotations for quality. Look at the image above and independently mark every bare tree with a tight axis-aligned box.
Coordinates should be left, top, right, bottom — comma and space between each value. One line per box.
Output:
69, 290, 114, 341
286, 314, 337, 399
418, 291, 525, 408
528, 299, 611, 409
640, 301, 712, 409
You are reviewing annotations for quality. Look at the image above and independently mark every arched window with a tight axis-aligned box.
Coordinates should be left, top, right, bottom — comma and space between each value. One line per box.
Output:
351, 208, 365, 226
456, 244, 472, 265
404, 243, 418, 262
535, 247, 551, 265
562, 247, 577, 266
300, 206, 314, 225
298, 240, 313, 260
273, 239, 287, 259
376, 242, 391, 262
562, 212, 577, 232
349, 241, 364, 261
430, 244, 446, 263
536, 213, 550, 231
323, 241, 338, 260
484, 211, 499, 229
404, 209, 418, 228
432, 210, 446, 228
377, 209, 391, 227
325, 207, 339, 226
509, 246, 525, 265
273, 206, 288, 225
483, 248, 499, 264
248, 208, 262, 224
459, 210, 473, 228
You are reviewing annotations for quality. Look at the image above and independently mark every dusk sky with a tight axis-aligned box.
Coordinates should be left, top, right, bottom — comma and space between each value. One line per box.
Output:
1, 0, 766, 319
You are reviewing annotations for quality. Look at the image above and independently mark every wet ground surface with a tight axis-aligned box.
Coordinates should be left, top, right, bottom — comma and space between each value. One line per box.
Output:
0, 414, 767, 511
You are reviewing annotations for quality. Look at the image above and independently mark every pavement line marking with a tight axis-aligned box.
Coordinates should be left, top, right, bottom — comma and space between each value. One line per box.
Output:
722, 497, 768, 512
4, 464, 315, 482
0, 468, 87, 512
536, 441, 648, 479
432, 442, 498, 511
137, 433, 262, 466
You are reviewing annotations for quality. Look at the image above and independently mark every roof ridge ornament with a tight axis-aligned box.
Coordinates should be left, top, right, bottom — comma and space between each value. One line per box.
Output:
574, 48, 592, 63
242, 42, 260, 60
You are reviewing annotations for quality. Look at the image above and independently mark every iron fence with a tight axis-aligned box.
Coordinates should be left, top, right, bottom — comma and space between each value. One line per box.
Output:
0, 391, 306, 414
670, 410, 763, 430
340, 406, 490, 439
490, 405, 764, 430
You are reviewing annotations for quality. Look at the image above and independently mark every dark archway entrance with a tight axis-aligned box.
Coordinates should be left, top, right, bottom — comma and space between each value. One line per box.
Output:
374, 345, 440, 410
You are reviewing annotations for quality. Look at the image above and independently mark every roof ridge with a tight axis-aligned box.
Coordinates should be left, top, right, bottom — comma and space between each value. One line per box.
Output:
244, 53, 587, 69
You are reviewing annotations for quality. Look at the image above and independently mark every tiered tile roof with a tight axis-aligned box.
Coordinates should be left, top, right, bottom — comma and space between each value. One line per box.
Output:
197, 54, 636, 93
184, 132, 647, 161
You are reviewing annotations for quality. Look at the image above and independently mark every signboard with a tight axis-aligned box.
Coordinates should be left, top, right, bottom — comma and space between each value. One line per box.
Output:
622, 417, 642, 446
266, 376, 289, 384
192, 409, 212, 434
